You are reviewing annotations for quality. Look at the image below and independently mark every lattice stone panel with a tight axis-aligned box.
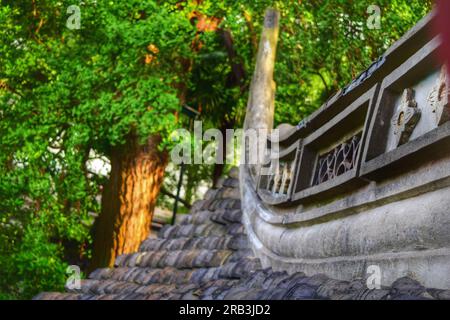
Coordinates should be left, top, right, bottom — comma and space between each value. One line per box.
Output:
312, 133, 362, 186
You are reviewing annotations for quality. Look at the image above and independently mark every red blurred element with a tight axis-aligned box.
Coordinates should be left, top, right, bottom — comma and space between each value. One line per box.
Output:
434, 0, 450, 77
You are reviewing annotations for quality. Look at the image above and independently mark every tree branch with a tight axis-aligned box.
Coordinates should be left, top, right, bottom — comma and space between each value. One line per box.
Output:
160, 187, 192, 209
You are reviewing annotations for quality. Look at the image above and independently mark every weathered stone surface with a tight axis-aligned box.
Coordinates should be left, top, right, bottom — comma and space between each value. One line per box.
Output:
242, 169, 450, 289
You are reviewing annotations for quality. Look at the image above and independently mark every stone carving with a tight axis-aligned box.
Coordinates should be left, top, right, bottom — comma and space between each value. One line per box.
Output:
428, 66, 450, 126
312, 134, 361, 186
391, 88, 421, 146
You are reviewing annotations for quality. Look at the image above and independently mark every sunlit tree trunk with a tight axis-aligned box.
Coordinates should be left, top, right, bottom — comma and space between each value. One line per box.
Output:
90, 134, 168, 270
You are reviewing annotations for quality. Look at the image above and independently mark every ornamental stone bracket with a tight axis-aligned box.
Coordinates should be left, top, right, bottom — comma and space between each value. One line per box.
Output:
428, 65, 450, 126
391, 88, 421, 147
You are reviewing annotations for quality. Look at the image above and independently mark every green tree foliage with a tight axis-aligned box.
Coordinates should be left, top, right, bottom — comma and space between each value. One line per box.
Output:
190, 0, 433, 125
0, 0, 194, 299
0, 0, 432, 299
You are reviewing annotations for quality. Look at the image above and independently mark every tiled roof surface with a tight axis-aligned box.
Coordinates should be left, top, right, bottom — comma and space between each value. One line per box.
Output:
35, 168, 450, 300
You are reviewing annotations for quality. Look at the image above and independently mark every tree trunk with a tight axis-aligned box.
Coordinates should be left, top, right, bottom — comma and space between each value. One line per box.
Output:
211, 29, 244, 187
90, 134, 168, 270
212, 119, 234, 188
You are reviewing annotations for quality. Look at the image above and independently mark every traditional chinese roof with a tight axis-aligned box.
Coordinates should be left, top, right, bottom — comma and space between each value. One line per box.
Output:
34, 168, 450, 300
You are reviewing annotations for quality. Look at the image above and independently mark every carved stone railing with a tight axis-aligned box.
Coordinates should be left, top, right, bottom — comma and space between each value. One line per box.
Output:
241, 9, 450, 290
257, 125, 301, 205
